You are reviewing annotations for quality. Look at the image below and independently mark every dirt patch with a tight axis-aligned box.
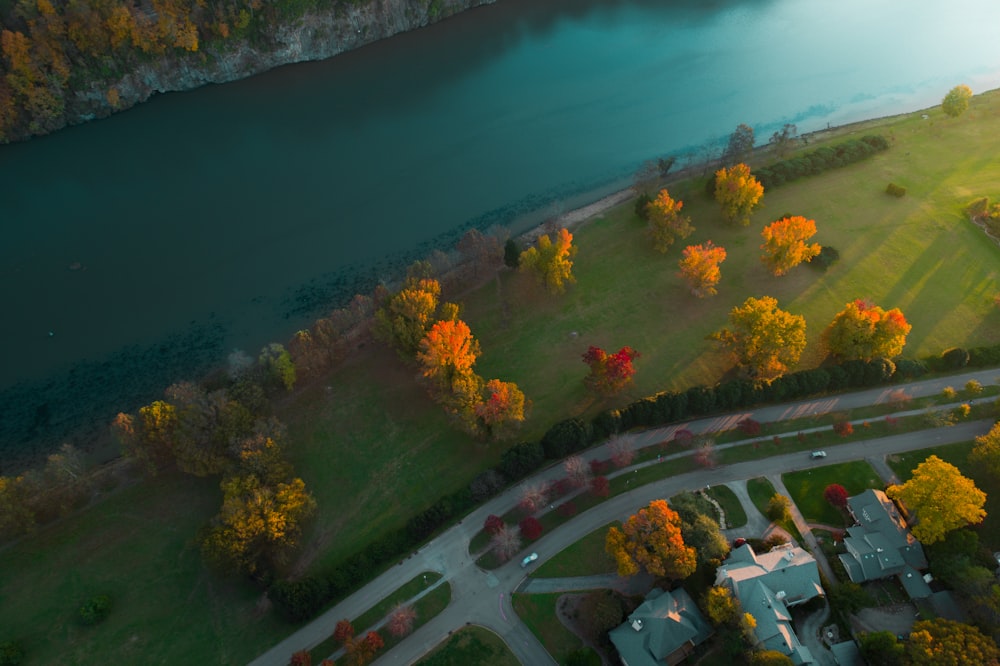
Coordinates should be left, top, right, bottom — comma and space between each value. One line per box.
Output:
850, 603, 918, 637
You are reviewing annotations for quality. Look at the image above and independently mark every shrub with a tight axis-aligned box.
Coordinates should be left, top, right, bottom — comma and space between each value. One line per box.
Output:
634, 192, 652, 220
965, 379, 983, 395
541, 418, 588, 459
885, 183, 907, 197
0, 641, 24, 666
738, 418, 762, 436
590, 476, 610, 498
952, 403, 971, 419
469, 469, 506, 501
557, 501, 578, 517
484, 514, 504, 536
941, 386, 957, 400
500, 442, 545, 480
892, 358, 927, 380
941, 347, 970, 369
833, 421, 854, 437
78, 594, 112, 626
808, 245, 840, 271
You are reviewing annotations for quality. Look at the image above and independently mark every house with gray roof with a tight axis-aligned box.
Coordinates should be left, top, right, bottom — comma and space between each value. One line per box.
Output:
838, 489, 929, 598
609, 587, 713, 666
714, 543, 824, 665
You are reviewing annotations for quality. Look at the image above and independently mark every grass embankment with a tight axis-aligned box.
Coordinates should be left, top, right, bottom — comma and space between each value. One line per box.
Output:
511, 593, 600, 664
3, 92, 1000, 664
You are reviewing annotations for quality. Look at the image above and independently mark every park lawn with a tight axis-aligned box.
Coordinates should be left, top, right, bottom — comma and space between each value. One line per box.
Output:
886, 440, 1000, 552
746, 477, 777, 516
0, 473, 293, 666
416, 625, 520, 666
531, 523, 620, 578
511, 592, 594, 663
781, 460, 884, 526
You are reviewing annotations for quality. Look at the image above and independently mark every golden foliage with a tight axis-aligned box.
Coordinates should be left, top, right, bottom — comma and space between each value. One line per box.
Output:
886, 455, 986, 545
759, 215, 821, 276
604, 499, 696, 579
714, 163, 764, 226
646, 189, 693, 253
519, 228, 577, 294
711, 296, 806, 381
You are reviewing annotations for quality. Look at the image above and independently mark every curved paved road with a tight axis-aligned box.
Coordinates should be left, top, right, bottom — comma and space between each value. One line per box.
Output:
249, 369, 998, 666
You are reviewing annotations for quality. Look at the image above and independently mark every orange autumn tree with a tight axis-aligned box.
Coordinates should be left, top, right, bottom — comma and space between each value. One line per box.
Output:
605, 499, 696, 579
374, 277, 458, 359
714, 163, 764, 226
519, 227, 577, 294
760, 215, 821, 276
823, 299, 912, 360
646, 188, 694, 253
474, 379, 528, 440
678, 241, 727, 297
417, 319, 482, 411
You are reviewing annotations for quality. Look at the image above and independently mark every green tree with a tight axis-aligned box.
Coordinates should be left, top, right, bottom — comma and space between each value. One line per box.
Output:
942, 84, 973, 118
259, 343, 296, 392
605, 499, 696, 580
858, 631, 906, 666
750, 650, 794, 666
645, 188, 694, 253
682, 512, 730, 565
519, 227, 577, 294
886, 455, 986, 545
906, 618, 999, 665
766, 493, 792, 522
714, 163, 764, 226
769, 123, 797, 158
711, 296, 806, 381
971, 421, 1000, 479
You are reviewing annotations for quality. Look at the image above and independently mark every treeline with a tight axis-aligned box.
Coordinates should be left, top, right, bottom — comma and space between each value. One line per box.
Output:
0, 0, 366, 142
267, 340, 1000, 623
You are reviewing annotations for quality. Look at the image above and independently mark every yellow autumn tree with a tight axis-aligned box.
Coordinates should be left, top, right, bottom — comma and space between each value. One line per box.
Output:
711, 296, 806, 381
886, 455, 986, 545
646, 189, 694, 253
678, 241, 727, 297
374, 277, 457, 358
714, 163, 764, 226
519, 227, 577, 294
605, 499, 696, 580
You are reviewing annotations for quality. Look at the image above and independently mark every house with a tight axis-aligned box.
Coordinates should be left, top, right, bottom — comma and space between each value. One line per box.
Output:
714, 543, 824, 664
609, 587, 713, 666
838, 489, 930, 598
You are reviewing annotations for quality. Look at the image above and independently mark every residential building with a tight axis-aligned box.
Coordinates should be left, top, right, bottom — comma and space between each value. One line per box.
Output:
609, 587, 713, 666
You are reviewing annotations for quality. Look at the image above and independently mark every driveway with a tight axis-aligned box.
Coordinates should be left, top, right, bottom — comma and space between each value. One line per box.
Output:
247, 370, 997, 666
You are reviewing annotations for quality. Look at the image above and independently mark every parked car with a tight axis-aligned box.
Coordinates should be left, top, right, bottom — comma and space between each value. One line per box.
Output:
521, 552, 538, 568
810, 450, 827, 459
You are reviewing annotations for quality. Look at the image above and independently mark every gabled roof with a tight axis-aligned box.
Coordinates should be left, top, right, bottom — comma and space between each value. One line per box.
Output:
714, 544, 823, 664
841, 489, 927, 585
609, 587, 713, 666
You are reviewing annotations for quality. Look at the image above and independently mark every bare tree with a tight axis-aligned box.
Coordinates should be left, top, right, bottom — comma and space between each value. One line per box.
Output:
490, 524, 522, 562
387, 603, 417, 637
563, 455, 591, 488
518, 482, 549, 514
693, 440, 717, 468
609, 437, 636, 468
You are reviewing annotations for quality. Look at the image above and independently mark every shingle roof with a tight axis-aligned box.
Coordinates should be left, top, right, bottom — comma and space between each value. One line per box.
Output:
609, 587, 713, 666
841, 489, 927, 585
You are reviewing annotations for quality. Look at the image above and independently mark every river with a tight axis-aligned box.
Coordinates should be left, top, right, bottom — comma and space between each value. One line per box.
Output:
2, 0, 1000, 463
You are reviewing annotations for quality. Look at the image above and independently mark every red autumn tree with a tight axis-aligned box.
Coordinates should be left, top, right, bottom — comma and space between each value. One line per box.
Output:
760, 215, 821, 276
714, 163, 764, 226
582, 346, 640, 395
823, 299, 912, 360
591, 476, 610, 497
646, 188, 694, 253
288, 650, 312, 666
519, 516, 543, 540
824, 484, 849, 508
833, 421, 854, 437
678, 241, 727, 297
333, 619, 354, 644
484, 514, 504, 535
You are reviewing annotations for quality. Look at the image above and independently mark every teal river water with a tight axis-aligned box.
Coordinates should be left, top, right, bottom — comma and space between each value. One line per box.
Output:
2, 0, 1000, 459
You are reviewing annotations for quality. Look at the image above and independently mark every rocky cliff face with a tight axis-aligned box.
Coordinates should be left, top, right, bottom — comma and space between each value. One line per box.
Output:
69, 0, 496, 127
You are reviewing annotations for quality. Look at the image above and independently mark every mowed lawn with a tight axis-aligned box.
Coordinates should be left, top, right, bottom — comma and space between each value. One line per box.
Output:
3, 93, 1000, 664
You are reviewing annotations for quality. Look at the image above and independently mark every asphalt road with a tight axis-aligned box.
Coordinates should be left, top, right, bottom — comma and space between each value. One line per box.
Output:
248, 369, 999, 666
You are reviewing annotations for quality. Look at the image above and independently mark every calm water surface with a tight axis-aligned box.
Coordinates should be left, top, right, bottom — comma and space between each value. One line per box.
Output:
2, 0, 999, 455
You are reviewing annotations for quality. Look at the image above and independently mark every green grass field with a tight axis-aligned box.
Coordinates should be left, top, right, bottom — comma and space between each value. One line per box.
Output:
781, 460, 884, 526
416, 625, 520, 666
531, 523, 619, 578
3, 92, 1000, 664
511, 592, 596, 663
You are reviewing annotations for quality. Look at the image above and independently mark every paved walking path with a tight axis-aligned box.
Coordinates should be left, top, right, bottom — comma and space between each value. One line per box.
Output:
248, 369, 998, 666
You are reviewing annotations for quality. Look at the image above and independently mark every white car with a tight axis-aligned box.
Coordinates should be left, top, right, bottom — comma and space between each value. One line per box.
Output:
521, 552, 538, 568
810, 450, 827, 459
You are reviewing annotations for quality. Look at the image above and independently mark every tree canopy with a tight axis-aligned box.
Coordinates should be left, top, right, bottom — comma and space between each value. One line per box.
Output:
711, 296, 806, 381
886, 455, 986, 545
645, 189, 694, 253
942, 84, 973, 118
605, 499, 696, 579
823, 299, 912, 360
678, 241, 727, 297
582, 346, 640, 396
519, 227, 577, 294
374, 277, 455, 358
907, 618, 999, 665
970, 421, 1000, 479
714, 163, 764, 226
759, 215, 821, 276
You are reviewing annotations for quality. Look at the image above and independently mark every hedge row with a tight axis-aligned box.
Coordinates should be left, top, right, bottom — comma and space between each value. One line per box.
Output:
269, 342, 1000, 623
754, 135, 889, 189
